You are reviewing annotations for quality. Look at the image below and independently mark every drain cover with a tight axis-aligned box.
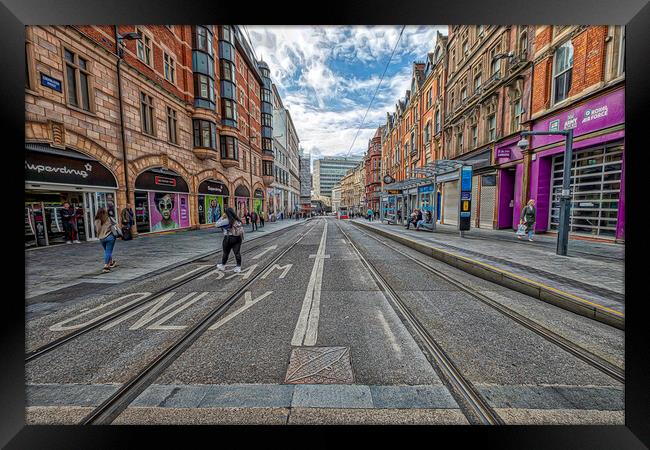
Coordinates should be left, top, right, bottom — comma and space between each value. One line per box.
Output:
285, 346, 353, 384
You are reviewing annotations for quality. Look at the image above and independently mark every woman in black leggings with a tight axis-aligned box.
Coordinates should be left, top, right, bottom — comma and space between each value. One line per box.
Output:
215, 207, 244, 273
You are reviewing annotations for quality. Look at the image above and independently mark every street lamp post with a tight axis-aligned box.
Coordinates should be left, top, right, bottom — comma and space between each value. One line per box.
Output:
517, 129, 574, 256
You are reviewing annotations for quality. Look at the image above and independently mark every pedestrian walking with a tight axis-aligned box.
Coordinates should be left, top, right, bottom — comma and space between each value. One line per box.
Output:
60, 202, 80, 244
94, 207, 117, 273
120, 203, 134, 240
244, 212, 250, 225
518, 199, 537, 242
367, 208, 373, 221
215, 207, 245, 273
251, 210, 258, 231
260, 212, 265, 228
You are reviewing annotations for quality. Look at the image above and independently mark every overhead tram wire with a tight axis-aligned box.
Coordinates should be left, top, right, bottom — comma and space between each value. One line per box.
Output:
345, 25, 406, 158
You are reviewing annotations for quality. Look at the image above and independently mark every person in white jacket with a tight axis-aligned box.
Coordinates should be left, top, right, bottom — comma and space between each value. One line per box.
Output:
214, 207, 244, 273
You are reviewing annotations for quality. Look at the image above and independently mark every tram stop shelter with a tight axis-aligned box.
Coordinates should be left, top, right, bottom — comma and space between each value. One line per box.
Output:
379, 160, 465, 231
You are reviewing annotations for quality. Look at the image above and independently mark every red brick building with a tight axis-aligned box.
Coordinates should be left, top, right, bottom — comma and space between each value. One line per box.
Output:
25, 25, 275, 246
364, 126, 383, 213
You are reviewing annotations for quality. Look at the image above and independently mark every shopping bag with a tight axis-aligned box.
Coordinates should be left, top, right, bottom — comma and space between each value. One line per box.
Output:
516, 224, 527, 236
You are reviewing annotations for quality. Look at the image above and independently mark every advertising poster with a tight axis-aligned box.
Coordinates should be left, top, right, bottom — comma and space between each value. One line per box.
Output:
253, 199, 263, 215
178, 193, 190, 228
149, 191, 180, 232
236, 197, 248, 218
205, 195, 224, 224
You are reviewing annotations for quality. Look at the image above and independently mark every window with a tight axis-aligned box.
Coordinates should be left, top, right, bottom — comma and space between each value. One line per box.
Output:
262, 137, 273, 153
490, 47, 501, 76
220, 135, 239, 160
511, 98, 523, 132
553, 41, 574, 104
194, 74, 215, 102
140, 92, 155, 135
457, 131, 463, 152
262, 89, 271, 103
221, 25, 232, 43
221, 59, 235, 81
222, 98, 237, 121
471, 125, 478, 147
463, 40, 469, 56
474, 74, 482, 92
136, 28, 152, 66
434, 109, 441, 134
477, 25, 484, 37
167, 107, 178, 144
163, 52, 175, 83
424, 122, 431, 142
426, 88, 432, 108
193, 119, 216, 149
262, 113, 272, 127
461, 86, 467, 101
64, 49, 92, 111
519, 27, 528, 57
450, 91, 455, 112
195, 26, 213, 54
487, 114, 496, 141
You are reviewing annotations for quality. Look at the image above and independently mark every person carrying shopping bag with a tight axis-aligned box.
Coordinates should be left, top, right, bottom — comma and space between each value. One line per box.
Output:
518, 199, 536, 242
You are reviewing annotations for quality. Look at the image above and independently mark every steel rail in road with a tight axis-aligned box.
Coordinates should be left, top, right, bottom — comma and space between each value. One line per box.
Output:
26, 220, 314, 363
351, 223, 625, 384
335, 220, 504, 425
80, 220, 322, 425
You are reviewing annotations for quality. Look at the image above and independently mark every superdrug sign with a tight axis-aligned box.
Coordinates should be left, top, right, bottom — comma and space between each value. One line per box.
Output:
25, 150, 117, 187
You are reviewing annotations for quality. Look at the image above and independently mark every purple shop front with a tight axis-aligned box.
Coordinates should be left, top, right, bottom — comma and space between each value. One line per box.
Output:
495, 137, 524, 229
529, 87, 625, 240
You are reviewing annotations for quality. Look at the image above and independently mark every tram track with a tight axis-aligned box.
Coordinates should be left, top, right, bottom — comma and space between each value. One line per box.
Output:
349, 222, 624, 384
79, 219, 322, 425
334, 220, 504, 425
26, 220, 315, 363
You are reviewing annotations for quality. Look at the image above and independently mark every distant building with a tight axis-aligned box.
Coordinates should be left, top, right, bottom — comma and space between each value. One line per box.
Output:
299, 148, 312, 214
313, 155, 363, 197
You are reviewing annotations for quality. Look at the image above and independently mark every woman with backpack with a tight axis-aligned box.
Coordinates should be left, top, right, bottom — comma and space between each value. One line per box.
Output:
94, 207, 117, 273
215, 207, 244, 273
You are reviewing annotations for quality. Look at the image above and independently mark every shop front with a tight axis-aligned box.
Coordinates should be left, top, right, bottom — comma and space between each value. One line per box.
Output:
494, 139, 524, 230
234, 185, 250, 218
253, 188, 265, 217
198, 179, 229, 226
134, 168, 191, 234
528, 87, 625, 241
25, 144, 118, 247
438, 170, 460, 226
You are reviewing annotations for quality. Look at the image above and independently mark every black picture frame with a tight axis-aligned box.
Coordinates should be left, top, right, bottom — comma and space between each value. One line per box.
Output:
3, 0, 649, 447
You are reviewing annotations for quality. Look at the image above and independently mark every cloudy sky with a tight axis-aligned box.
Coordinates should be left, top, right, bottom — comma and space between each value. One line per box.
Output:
245, 26, 447, 163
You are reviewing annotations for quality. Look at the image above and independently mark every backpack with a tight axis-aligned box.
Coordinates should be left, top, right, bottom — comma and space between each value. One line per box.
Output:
230, 220, 245, 240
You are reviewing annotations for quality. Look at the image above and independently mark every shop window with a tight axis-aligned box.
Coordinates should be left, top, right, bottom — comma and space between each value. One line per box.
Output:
140, 92, 155, 136
220, 135, 239, 160
64, 48, 93, 111
193, 119, 216, 149
553, 41, 574, 104
164, 52, 176, 84
167, 107, 178, 144
136, 27, 152, 66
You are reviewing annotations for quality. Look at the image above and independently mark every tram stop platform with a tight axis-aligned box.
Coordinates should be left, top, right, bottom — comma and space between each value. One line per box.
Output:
25, 218, 310, 300
351, 218, 625, 329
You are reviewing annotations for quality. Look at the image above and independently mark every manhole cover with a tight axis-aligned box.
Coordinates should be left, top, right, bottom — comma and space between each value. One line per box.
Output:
285, 346, 353, 384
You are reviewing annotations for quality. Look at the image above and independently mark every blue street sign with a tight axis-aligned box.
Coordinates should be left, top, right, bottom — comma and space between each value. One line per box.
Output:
461, 191, 471, 200
461, 166, 473, 191
40, 73, 62, 92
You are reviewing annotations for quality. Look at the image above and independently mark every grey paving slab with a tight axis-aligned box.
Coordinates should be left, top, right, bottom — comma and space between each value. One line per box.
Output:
292, 384, 373, 408
478, 384, 624, 410
199, 384, 294, 408
369, 385, 458, 409
27, 383, 120, 407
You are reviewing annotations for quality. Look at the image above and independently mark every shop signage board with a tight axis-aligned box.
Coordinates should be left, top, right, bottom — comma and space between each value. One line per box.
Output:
496, 148, 511, 158
418, 185, 434, 193
25, 150, 117, 188
532, 88, 624, 148
459, 165, 473, 231
135, 170, 189, 193
198, 179, 229, 196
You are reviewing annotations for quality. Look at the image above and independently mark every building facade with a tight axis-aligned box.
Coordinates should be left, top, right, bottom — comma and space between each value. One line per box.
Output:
364, 126, 383, 213
313, 156, 363, 198
299, 148, 312, 215
24, 25, 290, 247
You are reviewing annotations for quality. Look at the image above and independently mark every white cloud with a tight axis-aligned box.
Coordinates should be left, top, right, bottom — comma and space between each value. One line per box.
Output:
246, 25, 447, 159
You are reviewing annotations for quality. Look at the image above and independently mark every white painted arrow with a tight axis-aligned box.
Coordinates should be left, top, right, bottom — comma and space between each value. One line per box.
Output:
252, 245, 278, 259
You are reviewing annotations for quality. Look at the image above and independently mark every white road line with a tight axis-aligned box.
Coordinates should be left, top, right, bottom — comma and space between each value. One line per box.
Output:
172, 265, 213, 281
292, 220, 329, 346
252, 245, 278, 259
208, 291, 273, 330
